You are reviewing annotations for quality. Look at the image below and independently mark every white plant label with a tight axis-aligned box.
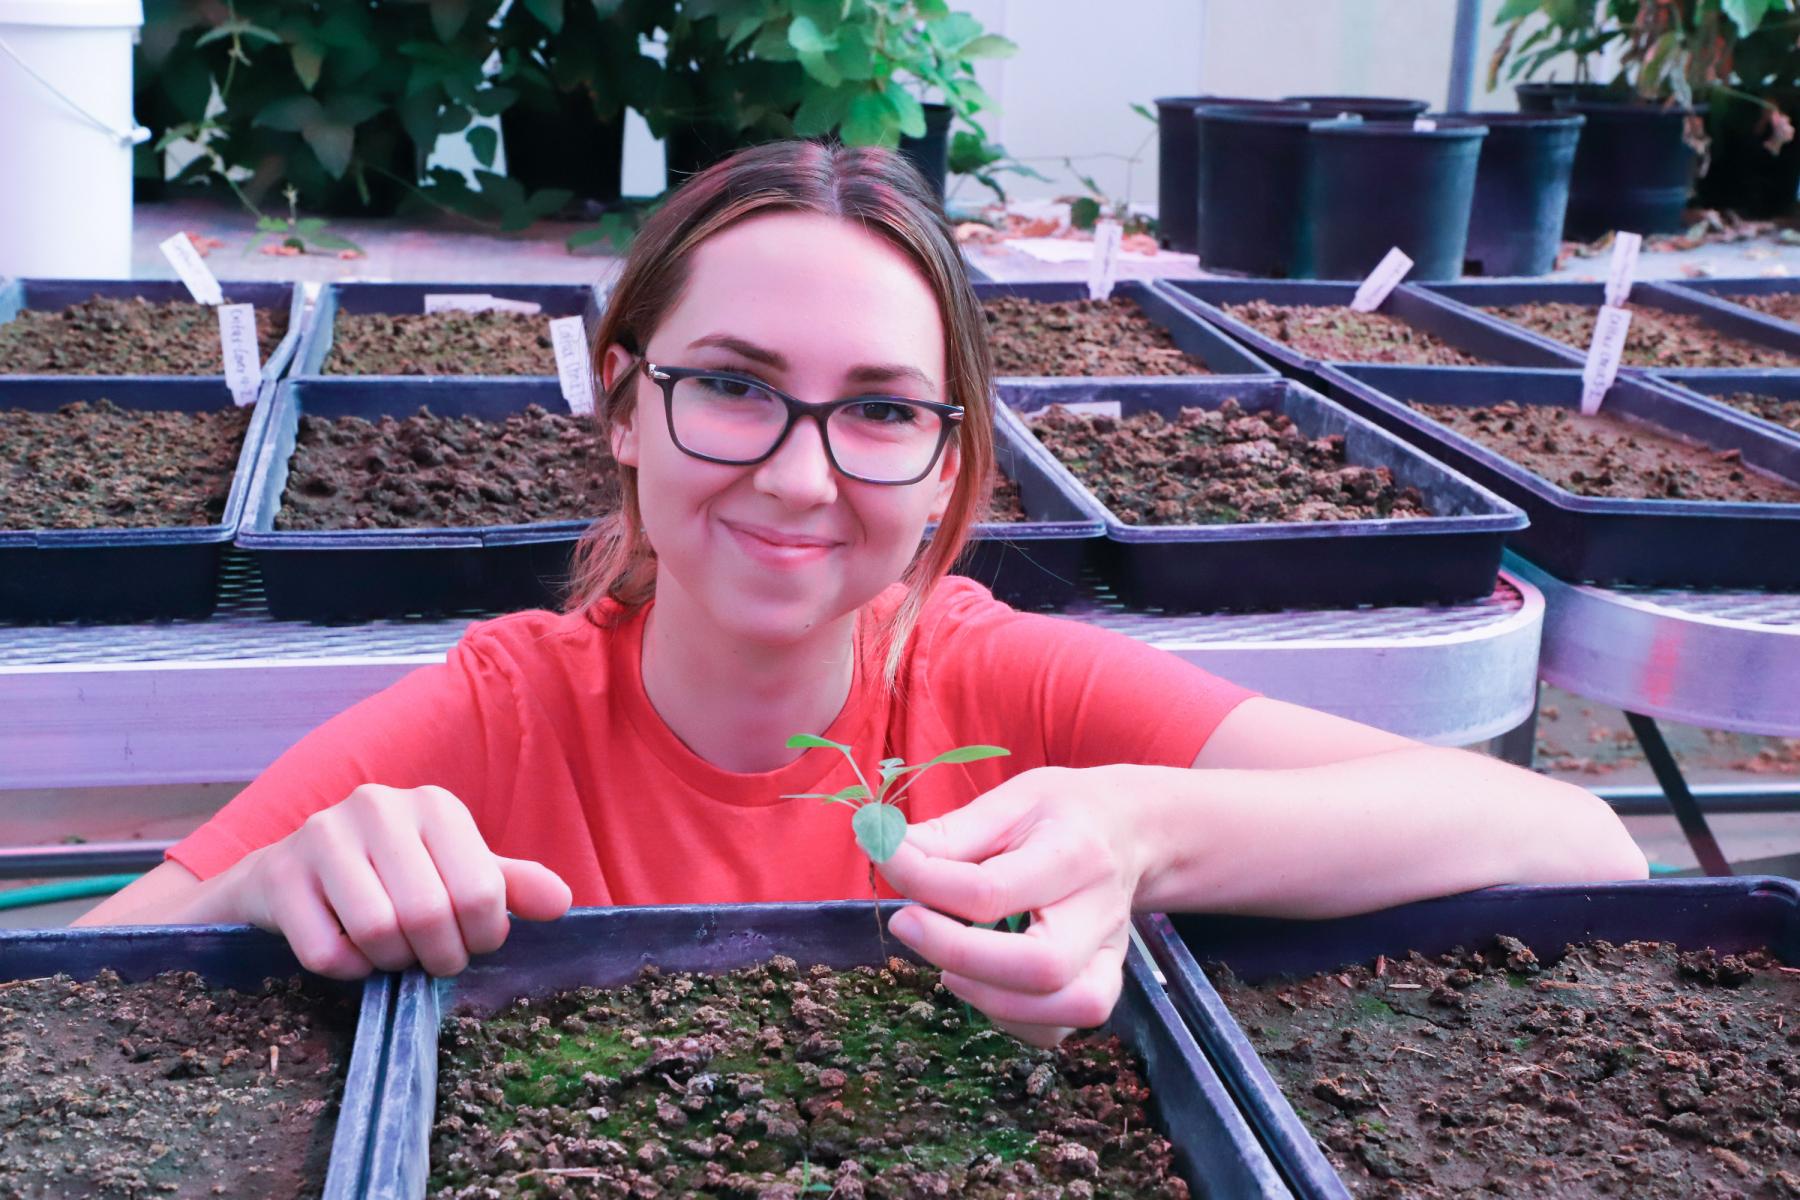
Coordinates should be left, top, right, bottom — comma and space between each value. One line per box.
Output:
423, 293, 543, 316
1050, 400, 1122, 419
159, 233, 224, 307
1581, 304, 1632, 414
1413, 117, 1438, 131
1604, 231, 1643, 308
1350, 247, 1414, 312
550, 316, 595, 416
1087, 219, 1124, 301
217, 304, 262, 406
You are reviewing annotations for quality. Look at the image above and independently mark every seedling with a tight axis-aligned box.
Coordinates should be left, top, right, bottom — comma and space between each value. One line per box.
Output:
783, 734, 1009, 952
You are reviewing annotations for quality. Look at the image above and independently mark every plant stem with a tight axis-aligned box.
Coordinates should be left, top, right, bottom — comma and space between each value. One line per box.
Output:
869, 862, 887, 963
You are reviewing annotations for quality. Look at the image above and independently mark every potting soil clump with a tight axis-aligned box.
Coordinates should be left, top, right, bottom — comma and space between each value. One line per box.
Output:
1726, 291, 1800, 326
277, 405, 616, 530
1221, 301, 1484, 366
1486, 301, 1800, 369
982, 296, 1209, 376
429, 956, 1190, 1199
1212, 936, 1800, 1198
0, 970, 355, 1199
1410, 400, 1800, 502
325, 311, 560, 375
1028, 401, 1431, 524
1717, 392, 1800, 436
0, 296, 287, 375
1, 400, 250, 529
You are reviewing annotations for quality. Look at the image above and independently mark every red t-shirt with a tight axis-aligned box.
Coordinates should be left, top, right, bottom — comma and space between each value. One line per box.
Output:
169, 578, 1255, 905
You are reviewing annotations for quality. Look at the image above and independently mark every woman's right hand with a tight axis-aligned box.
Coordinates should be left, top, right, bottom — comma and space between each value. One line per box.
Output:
219, 784, 572, 979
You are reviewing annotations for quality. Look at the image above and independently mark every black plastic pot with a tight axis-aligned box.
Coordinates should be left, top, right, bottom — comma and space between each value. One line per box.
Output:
897, 101, 953, 201
1286, 94, 1429, 120
1695, 87, 1800, 218
1559, 97, 1705, 238
1193, 103, 1319, 276
1156, 95, 1297, 254
664, 120, 758, 187
500, 90, 625, 205
1456, 110, 1584, 276
1303, 118, 1488, 282
1514, 80, 1618, 113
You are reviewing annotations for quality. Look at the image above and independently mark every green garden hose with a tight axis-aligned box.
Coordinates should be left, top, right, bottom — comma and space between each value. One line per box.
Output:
0, 874, 141, 912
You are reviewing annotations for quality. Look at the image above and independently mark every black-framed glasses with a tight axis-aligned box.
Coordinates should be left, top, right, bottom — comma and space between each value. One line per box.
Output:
641, 361, 963, 486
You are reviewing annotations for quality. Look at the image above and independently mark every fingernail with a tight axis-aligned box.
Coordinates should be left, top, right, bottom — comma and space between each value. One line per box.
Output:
887, 907, 921, 942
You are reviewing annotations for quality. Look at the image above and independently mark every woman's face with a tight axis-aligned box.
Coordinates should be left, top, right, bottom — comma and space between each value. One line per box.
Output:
605, 211, 957, 646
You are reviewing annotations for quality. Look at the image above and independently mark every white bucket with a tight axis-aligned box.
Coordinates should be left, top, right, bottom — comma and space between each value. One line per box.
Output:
0, 0, 146, 279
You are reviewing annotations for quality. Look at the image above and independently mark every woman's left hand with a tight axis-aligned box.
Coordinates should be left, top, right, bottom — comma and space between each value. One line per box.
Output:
875, 765, 1151, 1048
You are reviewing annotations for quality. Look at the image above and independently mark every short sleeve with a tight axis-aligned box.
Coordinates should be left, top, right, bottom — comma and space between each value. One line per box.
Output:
917, 580, 1257, 771
166, 625, 526, 881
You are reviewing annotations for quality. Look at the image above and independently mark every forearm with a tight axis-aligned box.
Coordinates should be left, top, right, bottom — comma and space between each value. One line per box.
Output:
1125, 747, 1647, 918
73, 854, 258, 928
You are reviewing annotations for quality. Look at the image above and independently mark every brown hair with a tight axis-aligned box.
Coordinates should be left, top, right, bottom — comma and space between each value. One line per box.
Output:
563, 139, 996, 683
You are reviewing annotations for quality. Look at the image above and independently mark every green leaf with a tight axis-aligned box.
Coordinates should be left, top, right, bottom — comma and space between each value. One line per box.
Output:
782, 784, 872, 806
798, 47, 844, 87
325, 94, 386, 126
430, 0, 472, 42
788, 14, 838, 53
1493, 0, 1542, 21
303, 121, 356, 179
916, 0, 949, 15
195, 20, 282, 48
525, 187, 575, 218
921, 744, 1011, 767
792, 84, 853, 136
851, 802, 907, 863
253, 95, 326, 132
290, 42, 325, 91
471, 87, 520, 118
1722, 0, 1775, 37
1131, 101, 1157, 124
1070, 196, 1100, 230
887, 85, 927, 139
786, 733, 852, 752
930, 12, 982, 52
304, 228, 364, 253
960, 33, 1016, 59
842, 88, 897, 146
468, 125, 498, 167
524, 0, 566, 33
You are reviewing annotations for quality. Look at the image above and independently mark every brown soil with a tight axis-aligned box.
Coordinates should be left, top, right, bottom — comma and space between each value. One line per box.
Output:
1027, 401, 1431, 524
982, 296, 1211, 376
1220, 301, 1485, 366
1409, 400, 1800, 502
1212, 936, 1800, 1199
1721, 290, 1800, 326
324, 312, 557, 375
276, 405, 617, 530
986, 474, 1028, 522
1716, 392, 1800, 435
1, 400, 251, 530
428, 956, 1190, 1200
1486, 301, 1800, 369
0, 296, 287, 375
0, 969, 355, 1200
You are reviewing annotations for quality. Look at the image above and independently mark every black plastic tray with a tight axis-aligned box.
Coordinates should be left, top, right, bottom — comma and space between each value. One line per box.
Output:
366, 902, 1291, 1199
0, 277, 307, 384
1321, 364, 1800, 587
1648, 368, 1800, 445
0, 923, 395, 1200
236, 378, 601, 620
950, 404, 1105, 609
1421, 277, 1800, 370
1658, 275, 1800, 335
1, 377, 275, 621
1000, 376, 1527, 612
1138, 877, 1800, 1200
1149, 278, 1580, 389
293, 282, 608, 378
976, 279, 1280, 378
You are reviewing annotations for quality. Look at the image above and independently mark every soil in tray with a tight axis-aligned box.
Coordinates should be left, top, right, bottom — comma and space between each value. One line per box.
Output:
1485, 301, 1800, 369
324, 311, 558, 375
1, 399, 251, 530
1720, 290, 1800, 326
982, 296, 1211, 376
0, 969, 355, 1200
1211, 936, 1800, 1199
429, 956, 1189, 1199
1717, 391, 1800, 435
0, 295, 287, 375
1219, 301, 1485, 366
1409, 400, 1800, 502
1027, 401, 1431, 524
985, 473, 1028, 522
276, 405, 617, 530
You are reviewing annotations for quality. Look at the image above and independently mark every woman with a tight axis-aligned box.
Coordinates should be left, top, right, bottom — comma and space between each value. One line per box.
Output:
79, 140, 1645, 1048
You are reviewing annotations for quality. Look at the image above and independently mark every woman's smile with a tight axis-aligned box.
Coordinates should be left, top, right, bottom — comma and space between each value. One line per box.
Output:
719, 516, 844, 567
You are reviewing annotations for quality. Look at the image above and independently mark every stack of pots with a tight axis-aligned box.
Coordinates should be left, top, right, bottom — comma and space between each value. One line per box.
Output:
1518, 82, 1704, 239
